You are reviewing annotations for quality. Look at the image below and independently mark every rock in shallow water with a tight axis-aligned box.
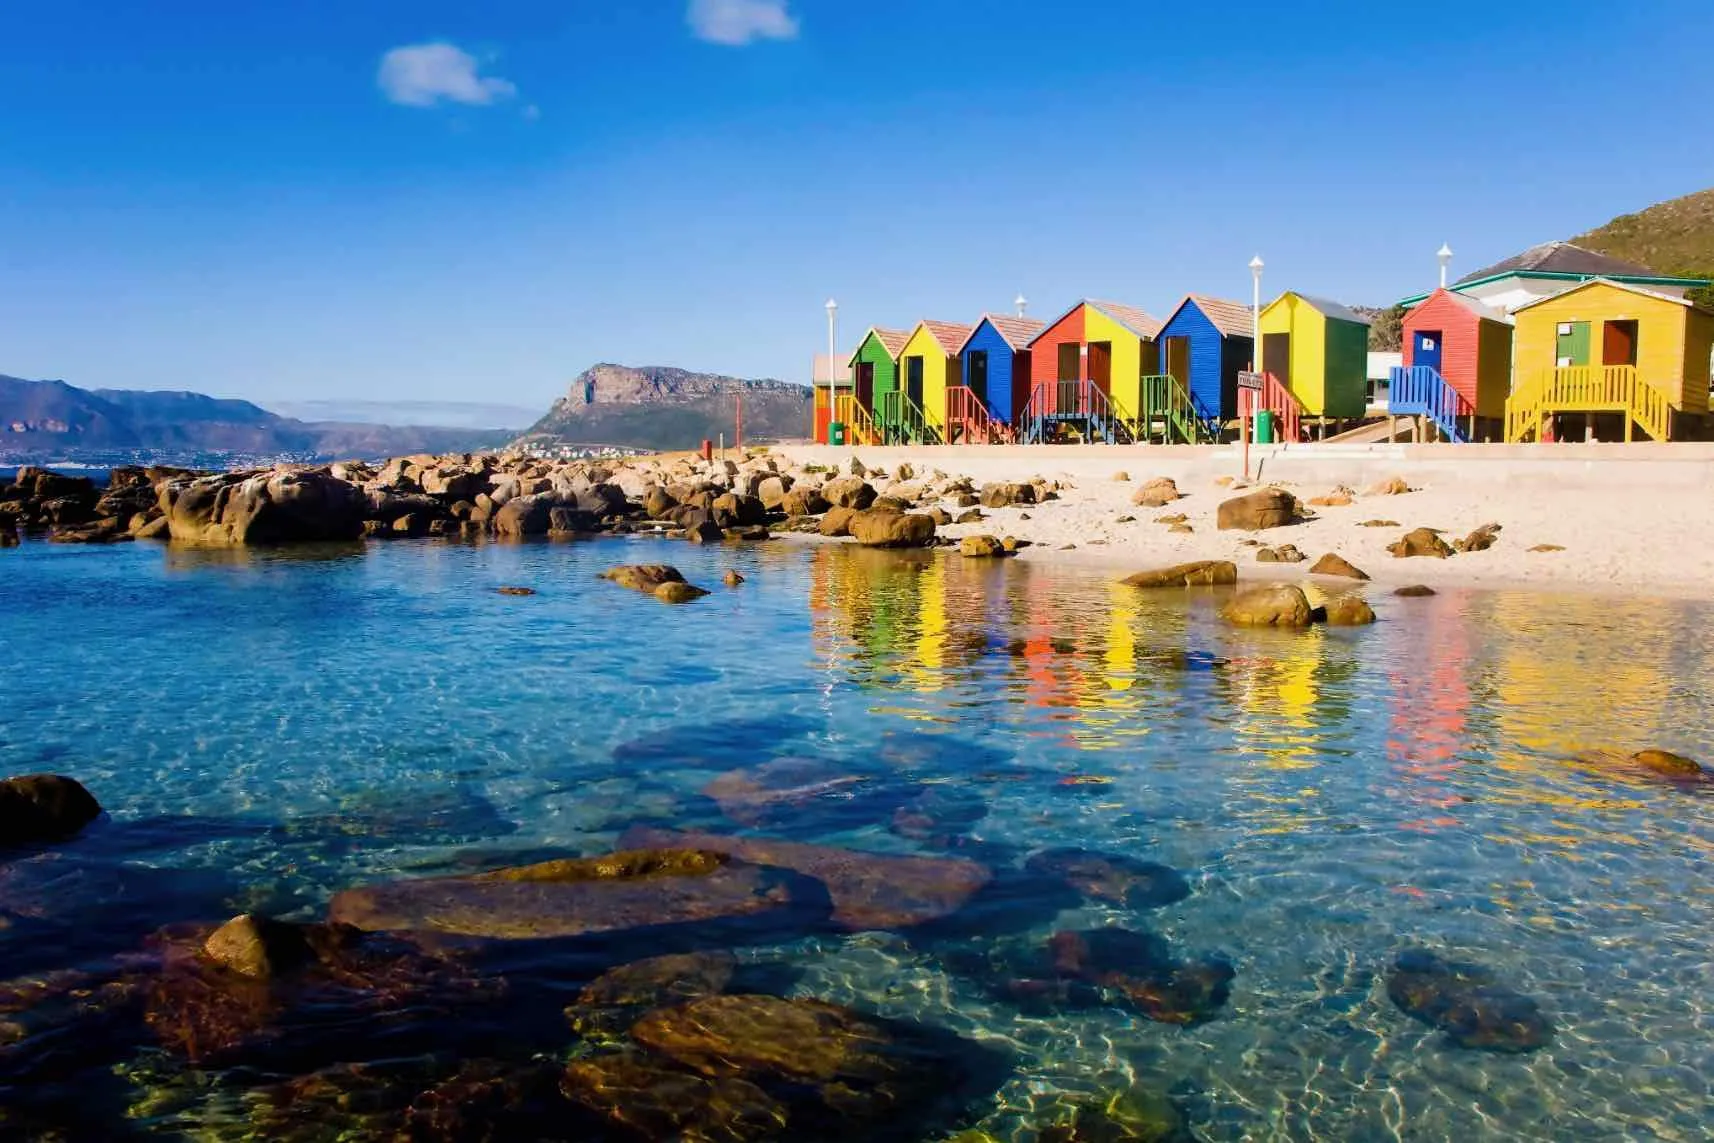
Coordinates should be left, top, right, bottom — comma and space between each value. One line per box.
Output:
601, 564, 687, 593
0, 774, 102, 845
1121, 561, 1236, 588
970, 928, 1233, 1026
1219, 584, 1313, 627
1023, 848, 1190, 909
1386, 948, 1554, 1052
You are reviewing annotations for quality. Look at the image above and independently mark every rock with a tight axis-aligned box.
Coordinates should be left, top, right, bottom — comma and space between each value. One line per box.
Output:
1387, 949, 1553, 1052
781, 487, 830, 517
1387, 528, 1453, 559
1024, 849, 1190, 909
0, 523, 17, 548
926, 507, 952, 526
656, 582, 711, 604
548, 506, 599, 535
492, 495, 553, 538
849, 458, 867, 476
1111, 471, 1130, 482
159, 469, 367, 546
953, 493, 980, 508
1255, 544, 1305, 564
567, 950, 739, 1041
419, 467, 486, 501
643, 486, 677, 519
495, 586, 536, 596
1359, 519, 1399, 528
952, 508, 983, 525
132, 515, 171, 540
0, 774, 102, 844
701, 758, 876, 829
1529, 543, 1565, 553
1394, 584, 1437, 597
601, 564, 687, 593
1000, 536, 1026, 552
327, 848, 796, 940
997, 929, 1233, 1027
621, 826, 990, 930
1308, 487, 1355, 507
1630, 749, 1703, 778
1220, 584, 1313, 627
710, 493, 766, 529
1167, 523, 1193, 534
755, 475, 794, 509
1216, 488, 1298, 531
888, 785, 989, 844
1038, 1088, 1188, 1143
722, 570, 745, 586
560, 1051, 787, 1140
1368, 476, 1414, 495
871, 496, 908, 513
959, 535, 1006, 558
685, 516, 726, 544
202, 914, 316, 980
1317, 596, 1376, 626
1153, 513, 1186, 525
818, 507, 859, 537
1309, 553, 1369, 580
850, 510, 936, 549
1454, 522, 1502, 553
1121, 561, 1236, 588
979, 482, 1036, 508
1130, 477, 1182, 508
821, 476, 877, 510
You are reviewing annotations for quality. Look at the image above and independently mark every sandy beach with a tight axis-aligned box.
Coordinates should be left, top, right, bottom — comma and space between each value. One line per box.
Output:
773, 441, 1714, 598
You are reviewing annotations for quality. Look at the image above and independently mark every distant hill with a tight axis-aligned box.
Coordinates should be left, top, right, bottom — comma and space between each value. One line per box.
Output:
0, 375, 510, 461
269, 398, 542, 431
516, 364, 812, 450
1574, 187, 1714, 300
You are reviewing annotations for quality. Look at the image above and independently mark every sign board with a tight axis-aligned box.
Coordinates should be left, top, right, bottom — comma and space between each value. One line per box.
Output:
1237, 371, 1264, 391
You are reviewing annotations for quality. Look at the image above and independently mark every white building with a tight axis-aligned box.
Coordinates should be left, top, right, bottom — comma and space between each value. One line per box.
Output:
1399, 241, 1706, 315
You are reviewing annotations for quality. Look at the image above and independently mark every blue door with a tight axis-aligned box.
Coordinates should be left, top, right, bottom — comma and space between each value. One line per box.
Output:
1414, 330, 1443, 374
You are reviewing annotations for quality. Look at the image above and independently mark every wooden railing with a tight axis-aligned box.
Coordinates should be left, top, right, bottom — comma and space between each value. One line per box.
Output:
1019, 378, 1124, 444
1258, 372, 1304, 443
1139, 374, 1220, 444
1388, 365, 1473, 443
943, 385, 1000, 444
876, 390, 942, 445
833, 394, 879, 446
1504, 365, 1671, 443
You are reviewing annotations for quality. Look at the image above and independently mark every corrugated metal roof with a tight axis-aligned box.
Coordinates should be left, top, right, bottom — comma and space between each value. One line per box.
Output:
1510, 276, 1701, 314
1456, 241, 1660, 285
1087, 300, 1163, 339
1179, 295, 1255, 338
1295, 294, 1370, 325
960, 314, 1046, 353
914, 320, 975, 355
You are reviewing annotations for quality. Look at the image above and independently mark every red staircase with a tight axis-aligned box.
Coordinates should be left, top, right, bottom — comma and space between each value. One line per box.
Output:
944, 386, 1002, 444
1247, 372, 1305, 443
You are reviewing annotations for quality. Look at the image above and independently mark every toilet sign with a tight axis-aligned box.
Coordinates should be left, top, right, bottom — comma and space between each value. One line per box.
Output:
1237, 371, 1264, 390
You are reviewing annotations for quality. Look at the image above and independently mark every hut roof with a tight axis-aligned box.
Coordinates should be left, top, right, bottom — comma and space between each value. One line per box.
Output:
848, 326, 910, 366
1087, 300, 1163, 339
959, 314, 1047, 353
1295, 293, 1370, 326
1510, 276, 1711, 315
1430, 289, 1512, 323
912, 320, 975, 355
1162, 295, 1254, 338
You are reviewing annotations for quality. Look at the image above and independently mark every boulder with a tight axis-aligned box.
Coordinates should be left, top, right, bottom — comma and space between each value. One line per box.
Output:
1318, 596, 1377, 626
1630, 749, 1703, 778
548, 507, 599, 534
0, 774, 102, 844
655, 582, 710, 604
1216, 488, 1298, 531
642, 486, 677, 519
1130, 477, 1181, 508
1023, 848, 1190, 909
1255, 544, 1305, 564
160, 470, 367, 546
1395, 584, 1437, 597
979, 482, 1036, 508
958, 535, 1006, 558
1455, 522, 1502, 553
419, 467, 486, 501
132, 515, 171, 541
821, 477, 877, 510
755, 475, 794, 509
1219, 584, 1314, 627
621, 826, 990, 930
781, 487, 830, 517
819, 507, 859, 537
496, 586, 536, 596
492, 495, 554, 538
602, 565, 687, 593
1308, 487, 1355, 507
1121, 561, 1237, 588
710, 493, 766, 529
954, 509, 984, 524
685, 515, 726, 544
722, 570, 745, 587
849, 510, 936, 549
202, 913, 316, 980
0, 521, 18, 548
926, 507, 952, 526
1387, 948, 1553, 1052
574, 483, 629, 516
1309, 553, 1369, 580
1388, 528, 1453, 559
1368, 476, 1414, 495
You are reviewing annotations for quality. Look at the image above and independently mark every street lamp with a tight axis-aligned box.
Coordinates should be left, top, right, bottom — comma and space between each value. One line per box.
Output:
1014, 293, 1028, 318
1249, 254, 1264, 359
824, 298, 838, 446
1437, 243, 1454, 289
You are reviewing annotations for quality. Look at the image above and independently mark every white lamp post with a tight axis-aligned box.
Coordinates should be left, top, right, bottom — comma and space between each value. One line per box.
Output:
824, 298, 838, 445
1249, 254, 1264, 361
1014, 293, 1028, 318
1437, 243, 1454, 289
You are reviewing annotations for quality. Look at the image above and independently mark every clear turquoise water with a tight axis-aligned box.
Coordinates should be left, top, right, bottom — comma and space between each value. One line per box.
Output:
2, 536, 1712, 1140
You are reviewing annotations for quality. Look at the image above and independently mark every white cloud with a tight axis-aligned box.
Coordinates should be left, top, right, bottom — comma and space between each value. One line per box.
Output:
378, 42, 518, 108
687, 0, 799, 46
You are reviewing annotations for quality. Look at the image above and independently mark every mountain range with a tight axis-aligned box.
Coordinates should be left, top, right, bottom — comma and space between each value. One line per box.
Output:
514, 364, 812, 451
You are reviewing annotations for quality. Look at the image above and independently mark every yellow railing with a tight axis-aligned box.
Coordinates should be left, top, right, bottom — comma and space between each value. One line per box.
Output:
1504, 365, 1672, 443
833, 394, 879, 446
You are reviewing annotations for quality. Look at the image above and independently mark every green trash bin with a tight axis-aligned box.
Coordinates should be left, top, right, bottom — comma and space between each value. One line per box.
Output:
829, 421, 846, 446
1253, 410, 1275, 444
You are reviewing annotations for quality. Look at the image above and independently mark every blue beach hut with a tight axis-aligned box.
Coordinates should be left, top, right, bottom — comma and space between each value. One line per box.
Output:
956, 314, 1046, 429
1155, 294, 1256, 423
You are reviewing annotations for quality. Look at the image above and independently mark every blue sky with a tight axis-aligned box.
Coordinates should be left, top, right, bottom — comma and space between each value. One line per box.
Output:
2, 0, 1712, 410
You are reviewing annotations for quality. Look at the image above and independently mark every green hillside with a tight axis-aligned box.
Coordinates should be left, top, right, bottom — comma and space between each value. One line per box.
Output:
1575, 187, 1714, 306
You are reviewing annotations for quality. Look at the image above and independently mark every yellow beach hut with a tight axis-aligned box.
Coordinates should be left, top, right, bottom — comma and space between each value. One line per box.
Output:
896, 320, 973, 443
1506, 278, 1714, 442
1256, 293, 1371, 437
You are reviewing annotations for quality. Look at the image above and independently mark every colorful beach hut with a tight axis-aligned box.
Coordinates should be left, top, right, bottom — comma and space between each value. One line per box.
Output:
844, 327, 907, 445
1154, 295, 1255, 440
1022, 301, 1163, 443
1506, 278, 1713, 442
892, 320, 972, 444
1256, 292, 1370, 438
955, 314, 1045, 441
1389, 288, 1511, 442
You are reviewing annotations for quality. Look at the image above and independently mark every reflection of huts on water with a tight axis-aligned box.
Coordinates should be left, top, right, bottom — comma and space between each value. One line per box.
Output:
1385, 591, 1473, 830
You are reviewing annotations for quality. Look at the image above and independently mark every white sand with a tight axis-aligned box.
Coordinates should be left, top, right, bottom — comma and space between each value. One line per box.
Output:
772, 442, 1714, 598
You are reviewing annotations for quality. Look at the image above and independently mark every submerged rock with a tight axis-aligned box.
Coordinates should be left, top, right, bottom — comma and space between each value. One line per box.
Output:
889, 785, 990, 845
1038, 1087, 1191, 1142
621, 826, 991, 930
1121, 561, 1236, 588
701, 757, 877, 829
568, 951, 738, 1041
1023, 849, 1190, 909
495, 585, 536, 596
0, 774, 102, 845
561, 1051, 788, 1140
656, 581, 711, 603
602, 564, 687, 593
201, 913, 316, 980
1630, 749, 1703, 779
1219, 584, 1313, 627
1317, 596, 1377, 626
974, 928, 1233, 1026
959, 534, 1006, 558
1386, 948, 1554, 1053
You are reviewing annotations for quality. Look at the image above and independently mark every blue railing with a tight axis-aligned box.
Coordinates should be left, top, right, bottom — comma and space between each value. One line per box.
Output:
1389, 366, 1473, 444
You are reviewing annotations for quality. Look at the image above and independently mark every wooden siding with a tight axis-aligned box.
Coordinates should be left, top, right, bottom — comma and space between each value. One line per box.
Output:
1514, 281, 1705, 411
1157, 299, 1251, 420
898, 323, 961, 433
1082, 305, 1145, 419
962, 318, 1024, 423
1259, 293, 1368, 417
1476, 318, 1515, 419
852, 331, 901, 414
1029, 304, 1087, 389
1401, 289, 1511, 419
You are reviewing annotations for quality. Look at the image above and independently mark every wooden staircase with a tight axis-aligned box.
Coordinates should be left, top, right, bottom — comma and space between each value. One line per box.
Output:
1247, 372, 1305, 443
1504, 365, 1671, 443
943, 386, 1004, 444
1388, 365, 1472, 443
1139, 374, 1221, 444
833, 394, 879, 446
876, 390, 943, 445
1019, 379, 1128, 445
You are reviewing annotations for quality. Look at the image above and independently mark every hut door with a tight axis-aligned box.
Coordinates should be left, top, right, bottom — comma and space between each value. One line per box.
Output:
855, 362, 874, 407
1088, 342, 1112, 395
1413, 331, 1443, 375
1263, 332, 1291, 385
1602, 320, 1638, 367
966, 351, 988, 399
1556, 322, 1590, 368
906, 356, 924, 405
1166, 337, 1190, 385
1057, 343, 1081, 381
